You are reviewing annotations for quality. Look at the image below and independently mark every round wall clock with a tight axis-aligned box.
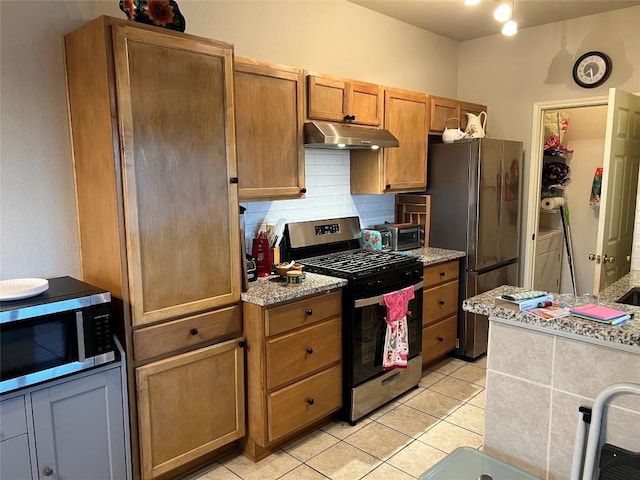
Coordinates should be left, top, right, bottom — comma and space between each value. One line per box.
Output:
572, 51, 612, 88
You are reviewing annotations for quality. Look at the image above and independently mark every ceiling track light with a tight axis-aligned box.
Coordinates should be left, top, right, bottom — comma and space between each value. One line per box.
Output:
500, 0, 517, 36
464, 0, 518, 36
493, 1, 511, 23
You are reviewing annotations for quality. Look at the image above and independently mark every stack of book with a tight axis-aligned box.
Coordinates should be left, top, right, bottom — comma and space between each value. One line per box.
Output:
495, 290, 554, 311
569, 304, 632, 325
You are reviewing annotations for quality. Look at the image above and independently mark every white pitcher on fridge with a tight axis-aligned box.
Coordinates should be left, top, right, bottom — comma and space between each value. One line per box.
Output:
464, 111, 487, 138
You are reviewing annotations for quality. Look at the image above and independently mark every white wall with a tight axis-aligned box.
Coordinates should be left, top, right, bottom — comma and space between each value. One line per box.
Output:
243, 150, 396, 250
0, 0, 458, 280
458, 6, 640, 280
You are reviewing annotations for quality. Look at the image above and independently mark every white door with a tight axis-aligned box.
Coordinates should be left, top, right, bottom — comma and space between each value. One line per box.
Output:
593, 89, 640, 292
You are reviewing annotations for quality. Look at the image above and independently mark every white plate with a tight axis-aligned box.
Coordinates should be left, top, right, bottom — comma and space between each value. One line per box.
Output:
0, 278, 49, 301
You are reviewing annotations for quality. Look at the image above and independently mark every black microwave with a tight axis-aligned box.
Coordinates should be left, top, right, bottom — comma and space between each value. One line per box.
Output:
0, 276, 115, 394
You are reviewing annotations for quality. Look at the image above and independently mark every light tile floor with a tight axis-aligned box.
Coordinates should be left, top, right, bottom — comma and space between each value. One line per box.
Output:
189, 356, 486, 480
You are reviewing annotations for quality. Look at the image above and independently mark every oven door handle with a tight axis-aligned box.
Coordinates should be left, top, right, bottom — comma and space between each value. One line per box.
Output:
354, 281, 423, 308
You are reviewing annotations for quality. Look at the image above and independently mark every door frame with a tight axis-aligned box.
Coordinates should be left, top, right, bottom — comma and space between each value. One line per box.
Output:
523, 94, 608, 289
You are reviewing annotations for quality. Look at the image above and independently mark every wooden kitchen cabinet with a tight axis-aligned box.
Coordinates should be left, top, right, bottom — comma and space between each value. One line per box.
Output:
64, 16, 243, 480
242, 290, 343, 461
351, 87, 429, 193
235, 58, 306, 200
307, 73, 382, 126
429, 95, 487, 134
422, 260, 460, 366
136, 339, 245, 480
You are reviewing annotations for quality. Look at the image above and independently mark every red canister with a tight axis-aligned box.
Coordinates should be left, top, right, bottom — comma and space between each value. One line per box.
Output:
252, 233, 272, 277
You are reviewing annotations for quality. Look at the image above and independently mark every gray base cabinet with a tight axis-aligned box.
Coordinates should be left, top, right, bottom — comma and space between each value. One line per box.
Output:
0, 358, 130, 480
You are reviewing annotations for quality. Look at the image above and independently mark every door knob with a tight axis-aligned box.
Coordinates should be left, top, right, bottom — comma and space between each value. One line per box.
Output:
603, 254, 615, 264
588, 254, 601, 263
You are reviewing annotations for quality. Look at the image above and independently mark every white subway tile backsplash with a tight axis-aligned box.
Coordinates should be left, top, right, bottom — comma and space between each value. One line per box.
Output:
242, 150, 397, 242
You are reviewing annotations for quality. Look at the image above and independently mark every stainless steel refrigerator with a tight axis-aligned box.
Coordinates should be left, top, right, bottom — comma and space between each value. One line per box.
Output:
427, 138, 523, 359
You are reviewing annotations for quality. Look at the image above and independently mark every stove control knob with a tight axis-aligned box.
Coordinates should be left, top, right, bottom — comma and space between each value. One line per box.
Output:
404, 270, 420, 282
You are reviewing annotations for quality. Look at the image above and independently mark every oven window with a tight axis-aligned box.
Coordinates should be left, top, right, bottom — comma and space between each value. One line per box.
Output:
0, 312, 77, 382
351, 293, 422, 386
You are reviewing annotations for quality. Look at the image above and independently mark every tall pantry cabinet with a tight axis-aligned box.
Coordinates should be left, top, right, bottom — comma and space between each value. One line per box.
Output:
64, 17, 244, 480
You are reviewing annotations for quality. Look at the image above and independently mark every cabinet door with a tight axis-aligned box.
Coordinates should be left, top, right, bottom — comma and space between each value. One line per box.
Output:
429, 96, 460, 134
348, 81, 382, 126
307, 75, 347, 122
112, 25, 240, 326
136, 338, 245, 480
31, 368, 127, 480
383, 89, 429, 191
235, 59, 305, 200
0, 396, 32, 479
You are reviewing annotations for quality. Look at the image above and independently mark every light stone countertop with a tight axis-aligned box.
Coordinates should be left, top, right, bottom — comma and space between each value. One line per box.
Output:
240, 272, 347, 307
403, 246, 466, 266
241, 247, 464, 306
462, 270, 640, 351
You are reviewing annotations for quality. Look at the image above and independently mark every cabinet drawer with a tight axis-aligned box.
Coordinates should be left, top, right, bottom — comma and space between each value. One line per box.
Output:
423, 281, 459, 326
265, 290, 341, 337
422, 316, 457, 365
266, 317, 341, 390
267, 365, 341, 442
423, 260, 459, 288
0, 396, 27, 441
134, 304, 242, 361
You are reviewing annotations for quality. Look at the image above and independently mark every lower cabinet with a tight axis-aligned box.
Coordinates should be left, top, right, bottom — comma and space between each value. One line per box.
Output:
422, 260, 460, 366
135, 338, 245, 480
242, 290, 342, 461
0, 360, 129, 480
0, 396, 31, 479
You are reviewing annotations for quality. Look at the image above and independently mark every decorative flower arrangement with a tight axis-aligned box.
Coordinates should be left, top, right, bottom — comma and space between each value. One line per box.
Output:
119, 0, 186, 32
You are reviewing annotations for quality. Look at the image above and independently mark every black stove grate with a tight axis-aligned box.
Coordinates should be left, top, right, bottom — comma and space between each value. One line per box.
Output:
298, 249, 418, 277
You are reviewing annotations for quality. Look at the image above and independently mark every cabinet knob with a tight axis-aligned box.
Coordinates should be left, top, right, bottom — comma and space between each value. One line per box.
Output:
439, 271, 446, 277
42, 467, 54, 477
439, 300, 445, 306
307, 398, 315, 406
230, 177, 239, 184
238, 340, 246, 348
305, 309, 313, 316
437, 337, 444, 342
190, 328, 199, 336
300, 188, 307, 194
306, 347, 314, 355
385, 184, 391, 190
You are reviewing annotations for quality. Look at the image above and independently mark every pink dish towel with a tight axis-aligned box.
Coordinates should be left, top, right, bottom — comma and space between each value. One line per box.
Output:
380, 286, 414, 369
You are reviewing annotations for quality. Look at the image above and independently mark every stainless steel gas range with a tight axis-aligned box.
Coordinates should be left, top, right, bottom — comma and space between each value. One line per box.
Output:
281, 217, 423, 424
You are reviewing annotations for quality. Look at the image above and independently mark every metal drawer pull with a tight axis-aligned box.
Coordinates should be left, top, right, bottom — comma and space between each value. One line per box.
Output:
306, 347, 314, 355
439, 300, 445, 306
190, 328, 199, 336
306, 309, 313, 316
307, 398, 315, 406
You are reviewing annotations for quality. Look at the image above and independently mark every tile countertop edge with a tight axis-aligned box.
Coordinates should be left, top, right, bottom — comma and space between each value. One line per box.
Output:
462, 271, 640, 352
404, 247, 466, 266
241, 272, 347, 307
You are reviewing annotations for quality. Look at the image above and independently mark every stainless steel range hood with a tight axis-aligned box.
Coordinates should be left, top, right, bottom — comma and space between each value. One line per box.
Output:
303, 121, 399, 149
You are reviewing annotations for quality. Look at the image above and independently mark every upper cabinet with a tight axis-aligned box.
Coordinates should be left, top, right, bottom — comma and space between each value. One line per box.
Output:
307, 73, 382, 126
350, 88, 429, 194
235, 58, 306, 200
429, 95, 487, 135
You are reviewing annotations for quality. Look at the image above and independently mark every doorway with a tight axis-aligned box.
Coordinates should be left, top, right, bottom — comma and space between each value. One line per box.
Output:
523, 89, 640, 294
